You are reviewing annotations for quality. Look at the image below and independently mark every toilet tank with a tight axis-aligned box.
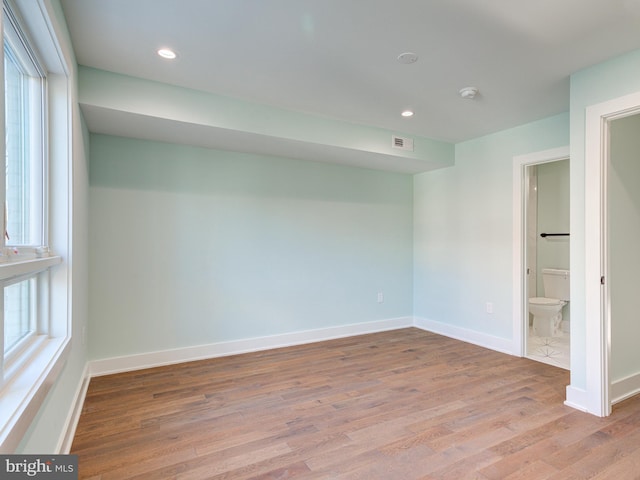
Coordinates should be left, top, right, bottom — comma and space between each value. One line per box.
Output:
542, 268, 570, 301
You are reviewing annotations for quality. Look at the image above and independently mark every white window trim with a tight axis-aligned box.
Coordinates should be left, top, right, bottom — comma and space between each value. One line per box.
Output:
0, 0, 71, 453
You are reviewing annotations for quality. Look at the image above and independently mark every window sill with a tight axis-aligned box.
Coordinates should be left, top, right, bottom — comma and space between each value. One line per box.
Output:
0, 255, 62, 282
0, 335, 70, 453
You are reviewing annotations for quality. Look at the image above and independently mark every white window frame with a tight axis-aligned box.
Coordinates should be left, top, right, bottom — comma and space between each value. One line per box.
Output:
2, 0, 46, 253
0, 0, 70, 453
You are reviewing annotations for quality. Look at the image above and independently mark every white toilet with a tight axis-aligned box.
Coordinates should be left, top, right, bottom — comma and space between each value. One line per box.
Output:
529, 268, 569, 337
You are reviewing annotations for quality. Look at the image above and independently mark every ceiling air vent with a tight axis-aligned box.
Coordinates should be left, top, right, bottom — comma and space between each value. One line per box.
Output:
392, 135, 414, 152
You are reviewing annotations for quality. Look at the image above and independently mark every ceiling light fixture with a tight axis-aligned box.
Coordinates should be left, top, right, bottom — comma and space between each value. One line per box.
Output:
459, 87, 479, 99
401, 110, 414, 117
397, 52, 418, 64
157, 48, 177, 60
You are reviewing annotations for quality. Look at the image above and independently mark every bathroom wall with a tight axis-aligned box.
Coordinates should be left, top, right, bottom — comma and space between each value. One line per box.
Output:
526, 167, 538, 299
534, 159, 570, 330
536, 160, 570, 282
609, 113, 640, 386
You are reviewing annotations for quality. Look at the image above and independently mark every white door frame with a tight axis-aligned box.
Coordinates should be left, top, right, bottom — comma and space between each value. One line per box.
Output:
585, 91, 640, 417
512, 146, 570, 357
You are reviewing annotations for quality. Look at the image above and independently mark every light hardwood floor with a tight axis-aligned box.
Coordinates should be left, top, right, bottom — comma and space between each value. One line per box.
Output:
71, 328, 640, 479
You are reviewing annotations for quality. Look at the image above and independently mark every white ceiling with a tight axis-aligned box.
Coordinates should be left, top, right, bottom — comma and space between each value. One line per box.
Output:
60, 0, 640, 145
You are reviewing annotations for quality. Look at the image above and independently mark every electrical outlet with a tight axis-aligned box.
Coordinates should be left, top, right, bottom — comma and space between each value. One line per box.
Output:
486, 302, 493, 314
377, 292, 384, 303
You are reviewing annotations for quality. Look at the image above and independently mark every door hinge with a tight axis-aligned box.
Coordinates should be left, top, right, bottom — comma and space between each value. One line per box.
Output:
601, 276, 605, 285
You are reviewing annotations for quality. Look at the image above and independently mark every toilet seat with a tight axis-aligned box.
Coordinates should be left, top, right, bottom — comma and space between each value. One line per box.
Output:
529, 297, 563, 306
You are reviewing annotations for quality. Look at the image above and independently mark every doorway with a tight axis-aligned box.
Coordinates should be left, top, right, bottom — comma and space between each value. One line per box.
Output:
512, 146, 569, 363
524, 159, 570, 369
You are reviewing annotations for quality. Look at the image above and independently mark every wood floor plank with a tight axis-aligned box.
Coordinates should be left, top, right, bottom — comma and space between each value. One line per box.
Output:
71, 328, 640, 479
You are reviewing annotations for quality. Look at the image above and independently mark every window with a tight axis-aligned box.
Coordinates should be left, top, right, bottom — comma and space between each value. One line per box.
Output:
0, 0, 68, 452
3, 0, 45, 252
4, 277, 35, 356
1, 1, 47, 366
1, 0, 49, 363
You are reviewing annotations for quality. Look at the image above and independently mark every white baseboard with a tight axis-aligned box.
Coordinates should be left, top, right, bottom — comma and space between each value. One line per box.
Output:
56, 363, 90, 454
413, 317, 514, 355
564, 377, 640, 416
564, 385, 589, 413
89, 316, 414, 377
611, 372, 640, 405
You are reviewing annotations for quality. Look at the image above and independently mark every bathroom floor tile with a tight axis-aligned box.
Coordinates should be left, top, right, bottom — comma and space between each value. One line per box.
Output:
526, 328, 569, 370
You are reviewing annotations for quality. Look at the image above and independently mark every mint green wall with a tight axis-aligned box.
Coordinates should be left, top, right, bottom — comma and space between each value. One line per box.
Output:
570, 48, 640, 391
88, 135, 413, 360
609, 114, 640, 384
413, 113, 569, 340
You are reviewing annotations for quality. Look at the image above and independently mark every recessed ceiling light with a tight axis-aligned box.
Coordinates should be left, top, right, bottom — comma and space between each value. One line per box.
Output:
401, 110, 414, 117
157, 48, 177, 60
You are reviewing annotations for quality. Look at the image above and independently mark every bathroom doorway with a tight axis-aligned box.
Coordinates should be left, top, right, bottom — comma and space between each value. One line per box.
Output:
512, 146, 569, 369
524, 159, 570, 369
